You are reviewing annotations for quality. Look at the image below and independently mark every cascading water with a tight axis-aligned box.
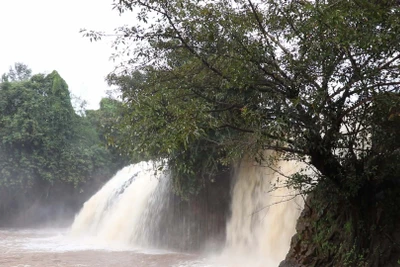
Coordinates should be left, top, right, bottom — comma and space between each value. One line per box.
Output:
70, 157, 305, 266
70, 161, 162, 247
222, 157, 304, 267
71, 161, 229, 251
133, 174, 229, 251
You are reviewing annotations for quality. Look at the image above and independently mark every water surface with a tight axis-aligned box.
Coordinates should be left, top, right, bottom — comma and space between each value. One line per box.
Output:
0, 229, 217, 267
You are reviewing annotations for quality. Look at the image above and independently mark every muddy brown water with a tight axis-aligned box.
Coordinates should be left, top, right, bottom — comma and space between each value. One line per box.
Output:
0, 229, 220, 267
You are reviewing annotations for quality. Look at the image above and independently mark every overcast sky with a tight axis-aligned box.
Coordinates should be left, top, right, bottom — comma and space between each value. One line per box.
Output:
0, 0, 132, 109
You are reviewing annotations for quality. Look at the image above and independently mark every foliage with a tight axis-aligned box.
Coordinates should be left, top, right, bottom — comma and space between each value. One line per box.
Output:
0, 65, 129, 220
107, 70, 231, 195
85, 97, 131, 168
3, 62, 32, 82
86, 0, 400, 199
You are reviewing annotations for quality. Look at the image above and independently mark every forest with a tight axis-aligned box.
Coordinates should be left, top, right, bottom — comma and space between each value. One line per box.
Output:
0, 63, 129, 226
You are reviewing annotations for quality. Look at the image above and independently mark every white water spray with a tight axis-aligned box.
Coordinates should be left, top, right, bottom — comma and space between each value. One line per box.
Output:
70, 161, 161, 247
70, 157, 305, 266
222, 157, 304, 267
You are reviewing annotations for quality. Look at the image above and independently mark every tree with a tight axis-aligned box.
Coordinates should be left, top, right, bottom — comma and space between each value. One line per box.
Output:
89, 0, 400, 265
99, 0, 400, 193
0, 66, 129, 224
6, 62, 32, 82
85, 97, 131, 169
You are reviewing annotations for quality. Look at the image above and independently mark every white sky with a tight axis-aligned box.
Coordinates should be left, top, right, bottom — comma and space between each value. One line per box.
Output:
0, 0, 132, 109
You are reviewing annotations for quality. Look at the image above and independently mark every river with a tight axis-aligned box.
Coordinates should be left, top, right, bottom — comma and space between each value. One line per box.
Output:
0, 228, 219, 267
0, 159, 304, 267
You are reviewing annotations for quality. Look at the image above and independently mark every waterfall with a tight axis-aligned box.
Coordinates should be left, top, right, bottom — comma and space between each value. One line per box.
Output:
70, 161, 161, 246
71, 161, 229, 251
222, 157, 304, 267
70, 157, 304, 266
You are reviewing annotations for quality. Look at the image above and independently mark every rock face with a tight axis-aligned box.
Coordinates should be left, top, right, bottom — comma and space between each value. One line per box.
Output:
279, 195, 319, 267
280, 186, 400, 267
136, 170, 231, 252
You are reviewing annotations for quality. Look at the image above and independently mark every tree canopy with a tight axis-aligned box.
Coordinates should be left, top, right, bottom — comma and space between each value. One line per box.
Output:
0, 64, 129, 221
2, 62, 32, 82
91, 0, 400, 198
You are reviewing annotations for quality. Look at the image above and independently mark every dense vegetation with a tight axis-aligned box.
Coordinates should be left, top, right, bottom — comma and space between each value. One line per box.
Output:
0, 63, 129, 225
83, 0, 400, 265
